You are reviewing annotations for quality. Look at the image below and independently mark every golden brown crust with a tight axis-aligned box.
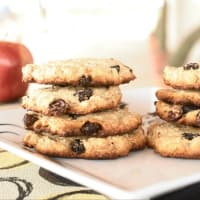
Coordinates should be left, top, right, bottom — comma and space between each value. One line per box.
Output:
22, 58, 135, 86
163, 65, 200, 89
155, 101, 200, 127
147, 122, 200, 158
24, 108, 142, 137
22, 86, 121, 115
156, 89, 200, 106
23, 127, 146, 159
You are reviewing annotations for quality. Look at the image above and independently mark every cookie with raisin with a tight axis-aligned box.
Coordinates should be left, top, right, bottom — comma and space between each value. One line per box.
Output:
163, 63, 200, 89
23, 106, 141, 137
147, 122, 200, 158
22, 58, 135, 86
155, 101, 200, 127
23, 126, 146, 159
22, 85, 121, 115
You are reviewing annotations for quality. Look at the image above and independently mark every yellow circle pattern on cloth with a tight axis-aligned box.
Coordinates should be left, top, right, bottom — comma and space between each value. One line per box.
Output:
0, 149, 108, 200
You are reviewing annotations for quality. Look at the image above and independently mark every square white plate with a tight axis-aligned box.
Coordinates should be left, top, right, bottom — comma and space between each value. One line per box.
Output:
1, 87, 200, 200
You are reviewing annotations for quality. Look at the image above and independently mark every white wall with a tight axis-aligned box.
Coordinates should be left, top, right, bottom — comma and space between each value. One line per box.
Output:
4, 0, 200, 87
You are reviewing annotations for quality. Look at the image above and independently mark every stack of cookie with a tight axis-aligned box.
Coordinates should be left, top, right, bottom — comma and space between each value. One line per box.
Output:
22, 58, 146, 159
148, 62, 200, 158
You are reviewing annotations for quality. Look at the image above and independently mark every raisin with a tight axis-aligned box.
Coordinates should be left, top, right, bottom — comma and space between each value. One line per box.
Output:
192, 63, 199, 69
105, 86, 110, 89
183, 62, 199, 70
182, 105, 199, 114
167, 108, 182, 121
119, 102, 127, 109
110, 65, 120, 73
182, 132, 200, 140
49, 99, 69, 115
196, 112, 200, 125
68, 114, 80, 120
23, 113, 38, 127
70, 139, 85, 154
81, 121, 102, 135
79, 75, 92, 86
74, 88, 93, 102
126, 65, 133, 73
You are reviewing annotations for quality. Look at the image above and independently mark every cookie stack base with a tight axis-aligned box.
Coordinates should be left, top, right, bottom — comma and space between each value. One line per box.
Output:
23, 127, 146, 159
147, 122, 200, 159
22, 58, 142, 159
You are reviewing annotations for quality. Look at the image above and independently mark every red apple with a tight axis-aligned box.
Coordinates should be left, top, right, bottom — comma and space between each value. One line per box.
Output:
0, 41, 33, 102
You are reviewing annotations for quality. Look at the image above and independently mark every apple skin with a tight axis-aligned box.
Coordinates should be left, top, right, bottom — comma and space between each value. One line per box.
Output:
0, 41, 33, 102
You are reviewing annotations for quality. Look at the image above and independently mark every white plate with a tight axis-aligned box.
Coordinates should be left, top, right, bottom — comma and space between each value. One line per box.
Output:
1, 87, 200, 200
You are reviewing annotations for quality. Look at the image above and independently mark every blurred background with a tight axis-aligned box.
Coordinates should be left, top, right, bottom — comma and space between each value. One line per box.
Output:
1, 0, 200, 87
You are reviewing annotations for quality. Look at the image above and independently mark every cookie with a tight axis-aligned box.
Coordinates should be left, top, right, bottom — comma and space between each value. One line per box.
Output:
155, 100, 200, 127
163, 63, 200, 89
147, 122, 200, 158
22, 86, 121, 115
23, 106, 142, 137
156, 89, 200, 106
22, 58, 135, 86
23, 127, 146, 159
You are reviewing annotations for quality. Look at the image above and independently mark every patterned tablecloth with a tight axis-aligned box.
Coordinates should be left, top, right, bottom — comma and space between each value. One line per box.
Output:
0, 148, 108, 200
0, 103, 109, 199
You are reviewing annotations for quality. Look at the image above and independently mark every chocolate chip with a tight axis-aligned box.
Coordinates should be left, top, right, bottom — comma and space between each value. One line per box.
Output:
182, 105, 200, 114
182, 132, 200, 140
70, 139, 85, 154
119, 102, 127, 109
110, 65, 120, 73
79, 75, 92, 86
49, 99, 69, 115
74, 88, 93, 102
23, 113, 38, 127
167, 108, 182, 121
183, 62, 199, 70
81, 121, 102, 135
